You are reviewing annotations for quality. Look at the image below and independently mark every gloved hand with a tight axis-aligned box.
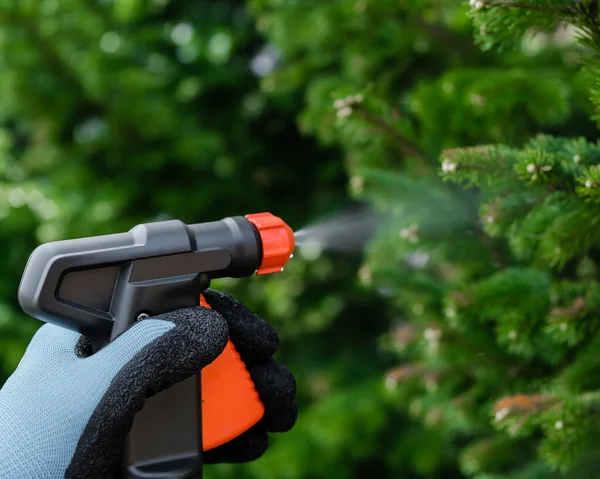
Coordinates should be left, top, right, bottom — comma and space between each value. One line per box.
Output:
0, 290, 297, 479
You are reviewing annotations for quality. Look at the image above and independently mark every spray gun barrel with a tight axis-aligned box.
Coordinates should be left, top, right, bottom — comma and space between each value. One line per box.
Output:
17, 212, 295, 478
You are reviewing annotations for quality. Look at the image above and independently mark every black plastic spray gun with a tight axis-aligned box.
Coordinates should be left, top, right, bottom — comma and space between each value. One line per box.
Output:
17, 212, 296, 478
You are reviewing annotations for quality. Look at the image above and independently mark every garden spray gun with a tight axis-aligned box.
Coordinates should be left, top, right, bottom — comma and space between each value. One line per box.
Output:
17, 212, 295, 479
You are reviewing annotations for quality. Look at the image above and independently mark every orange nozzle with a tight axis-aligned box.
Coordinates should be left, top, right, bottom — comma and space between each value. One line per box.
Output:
245, 212, 295, 275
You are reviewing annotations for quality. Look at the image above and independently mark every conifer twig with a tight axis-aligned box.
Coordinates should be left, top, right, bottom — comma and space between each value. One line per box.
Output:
355, 107, 428, 161
479, 229, 507, 268
482, 1, 576, 14
412, 16, 481, 58
579, 1, 600, 46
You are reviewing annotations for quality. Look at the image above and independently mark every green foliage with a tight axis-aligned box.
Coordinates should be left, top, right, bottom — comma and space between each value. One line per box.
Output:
471, 0, 600, 129
247, 0, 600, 477
470, 1, 579, 52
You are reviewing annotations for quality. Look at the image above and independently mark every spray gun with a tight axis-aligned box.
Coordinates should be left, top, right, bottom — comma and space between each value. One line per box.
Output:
17, 212, 295, 479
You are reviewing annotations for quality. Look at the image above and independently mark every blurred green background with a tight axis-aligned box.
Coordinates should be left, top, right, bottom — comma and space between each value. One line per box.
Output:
3, 1, 600, 478
0, 1, 391, 477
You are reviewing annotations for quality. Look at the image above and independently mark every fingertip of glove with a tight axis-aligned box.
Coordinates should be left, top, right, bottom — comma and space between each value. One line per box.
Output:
252, 361, 296, 403
203, 290, 279, 363
202, 290, 254, 325
238, 433, 269, 462
203, 426, 269, 464
265, 401, 298, 433
201, 290, 247, 323
250, 361, 298, 432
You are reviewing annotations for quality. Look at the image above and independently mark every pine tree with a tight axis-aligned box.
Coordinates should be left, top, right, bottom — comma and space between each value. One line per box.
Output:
244, 0, 600, 477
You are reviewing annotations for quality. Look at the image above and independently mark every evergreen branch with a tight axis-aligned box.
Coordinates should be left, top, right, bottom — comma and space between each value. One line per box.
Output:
495, 391, 600, 426
578, 2, 600, 51
482, 1, 577, 14
385, 363, 429, 383
494, 393, 559, 418
479, 227, 508, 268
354, 106, 429, 161
412, 16, 481, 58
579, 390, 600, 410
471, 0, 580, 52
440, 326, 520, 371
548, 296, 587, 322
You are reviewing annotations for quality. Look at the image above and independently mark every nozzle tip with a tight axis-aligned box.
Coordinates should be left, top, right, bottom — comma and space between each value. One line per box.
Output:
246, 212, 295, 275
